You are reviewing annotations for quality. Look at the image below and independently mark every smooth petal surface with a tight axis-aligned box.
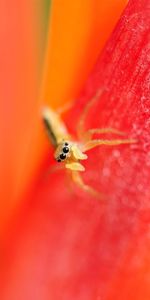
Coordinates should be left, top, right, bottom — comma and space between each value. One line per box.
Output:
2, 0, 150, 299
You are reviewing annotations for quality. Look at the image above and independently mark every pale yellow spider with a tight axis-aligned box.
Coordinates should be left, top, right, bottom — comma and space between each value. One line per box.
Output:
42, 91, 136, 197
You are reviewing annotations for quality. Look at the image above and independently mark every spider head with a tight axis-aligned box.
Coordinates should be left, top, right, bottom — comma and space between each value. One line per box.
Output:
54, 141, 71, 163
54, 140, 88, 166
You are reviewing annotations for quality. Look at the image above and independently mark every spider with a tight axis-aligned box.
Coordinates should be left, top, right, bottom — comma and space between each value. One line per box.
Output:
42, 90, 136, 197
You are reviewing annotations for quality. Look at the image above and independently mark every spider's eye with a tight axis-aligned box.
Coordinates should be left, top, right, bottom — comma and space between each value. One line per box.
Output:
65, 142, 69, 146
60, 153, 66, 160
63, 146, 69, 153
57, 159, 61, 162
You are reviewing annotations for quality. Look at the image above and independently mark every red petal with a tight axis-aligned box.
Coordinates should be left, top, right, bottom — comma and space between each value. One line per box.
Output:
2, 0, 150, 299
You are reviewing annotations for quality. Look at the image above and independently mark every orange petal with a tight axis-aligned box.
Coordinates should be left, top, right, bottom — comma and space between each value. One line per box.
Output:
42, 0, 128, 108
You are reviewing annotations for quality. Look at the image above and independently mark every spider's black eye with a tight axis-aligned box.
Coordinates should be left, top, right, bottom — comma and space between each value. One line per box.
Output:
57, 159, 61, 162
63, 146, 69, 153
60, 153, 66, 160
65, 142, 69, 146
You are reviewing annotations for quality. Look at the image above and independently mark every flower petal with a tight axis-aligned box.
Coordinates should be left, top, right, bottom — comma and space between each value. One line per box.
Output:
2, 0, 150, 299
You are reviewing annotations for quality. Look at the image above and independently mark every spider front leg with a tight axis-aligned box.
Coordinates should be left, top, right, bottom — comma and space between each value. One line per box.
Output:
71, 171, 103, 199
82, 127, 126, 142
82, 138, 137, 152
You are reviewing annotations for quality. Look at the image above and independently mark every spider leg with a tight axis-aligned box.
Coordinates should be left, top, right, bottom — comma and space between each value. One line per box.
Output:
56, 101, 73, 115
42, 164, 65, 181
71, 171, 103, 199
77, 88, 106, 139
82, 127, 126, 141
82, 138, 137, 152
65, 162, 85, 171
